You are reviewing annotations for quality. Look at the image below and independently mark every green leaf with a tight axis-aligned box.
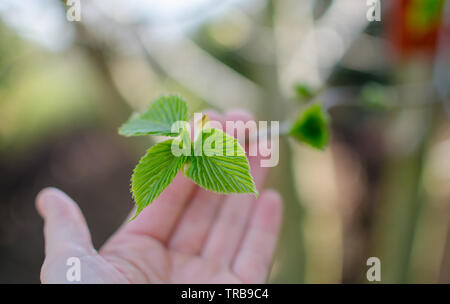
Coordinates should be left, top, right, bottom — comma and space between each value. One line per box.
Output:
289, 104, 330, 150
294, 83, 315, 102
120, 94, 260, 220
119, 95, 189, 137
131, 139, 187, 219
184, 128, 257, 195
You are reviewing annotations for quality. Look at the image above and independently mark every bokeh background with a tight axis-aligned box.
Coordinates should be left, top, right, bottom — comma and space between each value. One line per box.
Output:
1, 0, 450, 283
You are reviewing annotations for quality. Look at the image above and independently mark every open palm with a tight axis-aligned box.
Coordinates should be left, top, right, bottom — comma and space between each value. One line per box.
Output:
37, 111, 282, 284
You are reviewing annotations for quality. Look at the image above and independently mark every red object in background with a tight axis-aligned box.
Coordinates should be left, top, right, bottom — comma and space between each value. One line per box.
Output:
388, 0, 446, 59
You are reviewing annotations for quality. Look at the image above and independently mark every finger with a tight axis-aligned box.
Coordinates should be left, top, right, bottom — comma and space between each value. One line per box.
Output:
36, 188, 129, 283
36, 187, 95, 256
232, 190, 282, 283
201, 110, 270, 264
203, 110, 223, 125
168, 190, 225, 254
190, 110, 223, 138
117, 173, 197, 243
168, 112, 227, 254
222, 109, 255, 145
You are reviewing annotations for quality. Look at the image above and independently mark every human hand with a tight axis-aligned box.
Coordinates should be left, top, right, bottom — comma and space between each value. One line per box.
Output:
36, 110, 283, 284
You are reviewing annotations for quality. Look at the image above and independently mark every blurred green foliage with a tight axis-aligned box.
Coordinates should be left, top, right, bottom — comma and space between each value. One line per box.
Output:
289, 104, 330, 150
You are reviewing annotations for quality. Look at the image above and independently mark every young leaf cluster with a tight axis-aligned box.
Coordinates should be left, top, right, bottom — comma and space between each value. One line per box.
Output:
119, 95, 257, 219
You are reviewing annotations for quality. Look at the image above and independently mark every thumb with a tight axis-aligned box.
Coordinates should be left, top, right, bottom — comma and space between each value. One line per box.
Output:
36, 187, 95, 258
36, 188, 127, 284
